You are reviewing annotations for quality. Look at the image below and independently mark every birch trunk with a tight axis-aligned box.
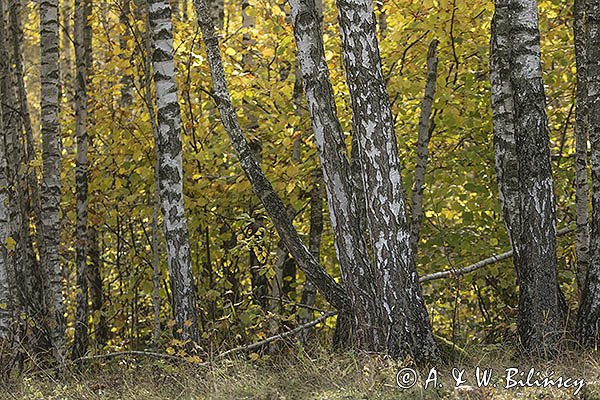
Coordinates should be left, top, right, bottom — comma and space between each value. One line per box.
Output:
0, 70, 10, 341
490, 0, 522, 281
192, 0, 350, 312
289, 0, 384, 350
574, 0, 590, 294
577, 0, 600, 347
40, 0, 67, 367
144, 9, 163, 349
144, 4, 162, 349
9, 0, 41, 236
335, 0, 439, 362
147, 0, 200, 344
507, 0, 564, 355
72, 0, 91, 361
0, 0, 13, 342
409, 39, 438, 257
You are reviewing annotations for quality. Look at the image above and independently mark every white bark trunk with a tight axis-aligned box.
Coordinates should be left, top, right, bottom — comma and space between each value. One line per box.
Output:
40, 0, 67, 368
147, 0, 200, 344
335, 0, 439, 362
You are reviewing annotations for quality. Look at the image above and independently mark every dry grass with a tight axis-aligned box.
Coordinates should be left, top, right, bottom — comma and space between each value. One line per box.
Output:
1, 344, 599, 399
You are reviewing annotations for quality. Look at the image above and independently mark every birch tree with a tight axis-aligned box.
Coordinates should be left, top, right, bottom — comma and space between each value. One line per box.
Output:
0, 61, 10, 343
147, 0, 200, 344
0, 0, 12, 337
288, 0, 385, 350
72, 0, 92, 361
335, 0, 439, 362
574, 0, 590, 294
491, 0, 564, 355
409, 39, 438, 257
490, 0, 521, 278
577, 0, 600, 346
40, 0, 67, 367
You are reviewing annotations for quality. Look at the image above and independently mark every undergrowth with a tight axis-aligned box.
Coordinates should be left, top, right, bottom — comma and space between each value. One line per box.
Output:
1, 343, 599, 399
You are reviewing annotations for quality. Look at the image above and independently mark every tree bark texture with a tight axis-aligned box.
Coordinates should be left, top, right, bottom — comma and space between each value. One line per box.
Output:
147, 0, 200, 345
0, 53, 10, 340
490, 0, 564, 355
490, 0, 522, 280
574, 0, 591, 294
409, 39, 438, 257
288, 0, 384, 350
335, 0, 439, 362
72, 0, 92, 361
577, 0, 600, 347
40, 0, 67, 367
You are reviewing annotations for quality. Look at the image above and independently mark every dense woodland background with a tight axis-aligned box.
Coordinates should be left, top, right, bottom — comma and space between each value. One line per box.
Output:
1, 0, 599, 386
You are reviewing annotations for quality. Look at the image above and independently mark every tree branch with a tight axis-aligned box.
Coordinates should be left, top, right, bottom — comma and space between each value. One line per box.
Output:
419, 226, 574, 283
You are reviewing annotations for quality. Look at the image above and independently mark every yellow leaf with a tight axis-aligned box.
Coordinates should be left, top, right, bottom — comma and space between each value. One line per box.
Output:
166, 347, 175, 355
225, 47, 236, 57
249, 352, 260, 361
286, 181, 296, 194
5, 237, 15, 251
0, 303, 7, 310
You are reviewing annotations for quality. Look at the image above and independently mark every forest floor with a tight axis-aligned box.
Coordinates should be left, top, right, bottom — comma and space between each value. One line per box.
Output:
1, 344, 600, 399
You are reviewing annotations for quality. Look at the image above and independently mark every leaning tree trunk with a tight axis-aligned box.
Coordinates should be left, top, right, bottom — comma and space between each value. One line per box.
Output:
72, 0, 91, 361
147, 0, 200, 345
574, 0, 591, 295
288, 0, 384, 350
577, 0, 600, 346
40, 0, 67, 368
499, 0, 564, 356
335, 0, 439, 362
192, 0, 350, 312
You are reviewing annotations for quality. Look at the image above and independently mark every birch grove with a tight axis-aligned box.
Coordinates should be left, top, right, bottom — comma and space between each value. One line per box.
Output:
3, 0, 600, 380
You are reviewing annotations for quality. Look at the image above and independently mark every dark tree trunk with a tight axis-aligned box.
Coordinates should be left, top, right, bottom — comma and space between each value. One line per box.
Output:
577, 0, 600, 347
72, 0, 92, 361
88, 226, 108, 348
574, 0, 591, 295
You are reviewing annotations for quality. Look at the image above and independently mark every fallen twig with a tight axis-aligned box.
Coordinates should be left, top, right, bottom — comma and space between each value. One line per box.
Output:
215, 311, 336, 359
74, 312, 336, 365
